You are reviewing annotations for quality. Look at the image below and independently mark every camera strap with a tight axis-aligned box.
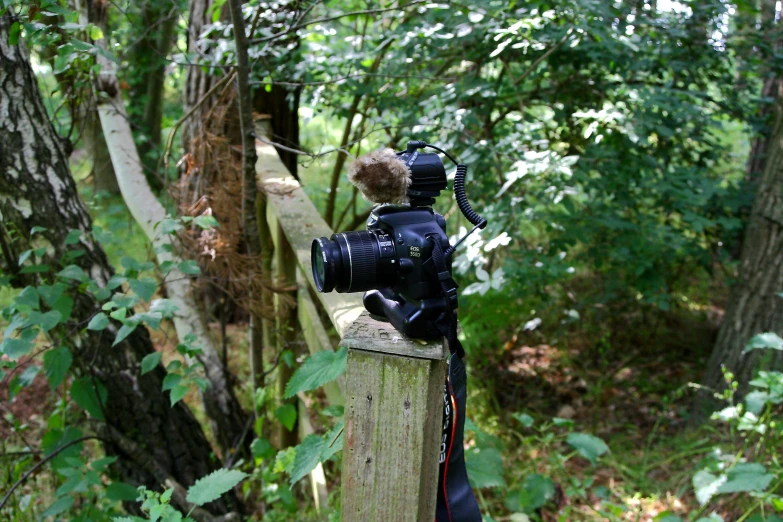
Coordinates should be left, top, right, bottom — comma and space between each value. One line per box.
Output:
429, 238, 482, 522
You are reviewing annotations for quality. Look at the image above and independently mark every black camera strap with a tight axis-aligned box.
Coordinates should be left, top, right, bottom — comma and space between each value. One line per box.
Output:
429, 237, 482, 522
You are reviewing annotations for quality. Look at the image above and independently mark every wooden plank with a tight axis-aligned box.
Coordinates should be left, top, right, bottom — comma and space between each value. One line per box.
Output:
340, 348, 446, 522
341, 312, 447, 360
256, 142, 363, 337
275, 222, 299, 449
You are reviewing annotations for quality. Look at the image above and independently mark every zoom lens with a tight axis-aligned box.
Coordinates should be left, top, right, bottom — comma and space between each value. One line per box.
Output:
310, 231, 395, 294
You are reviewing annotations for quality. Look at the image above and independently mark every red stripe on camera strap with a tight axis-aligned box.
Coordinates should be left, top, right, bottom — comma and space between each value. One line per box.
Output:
430, 237, 482, 522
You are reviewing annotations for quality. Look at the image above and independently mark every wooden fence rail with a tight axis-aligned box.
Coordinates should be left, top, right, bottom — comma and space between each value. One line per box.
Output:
255, 122, 446, 521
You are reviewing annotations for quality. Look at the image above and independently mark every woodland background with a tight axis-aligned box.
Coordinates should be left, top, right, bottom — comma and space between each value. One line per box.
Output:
1, 0, 783, 520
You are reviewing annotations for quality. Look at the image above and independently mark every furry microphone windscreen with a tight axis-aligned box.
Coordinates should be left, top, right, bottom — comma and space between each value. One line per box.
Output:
347, 148, 411, 205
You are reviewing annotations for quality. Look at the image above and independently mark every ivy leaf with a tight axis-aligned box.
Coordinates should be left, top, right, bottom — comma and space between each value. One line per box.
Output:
566, 432, 609, 464
284, 347, 347, 398
44, 346, 72, 388
743, 333, 783, 353
288, 434, 324, 485
465, 447, 505, 488
275, 404, 297, 431
70, 377, 107, 420
141, 352, 162, 375
128, 278, 158, 302
87, 313, 110, 331
186, 469, 248, 507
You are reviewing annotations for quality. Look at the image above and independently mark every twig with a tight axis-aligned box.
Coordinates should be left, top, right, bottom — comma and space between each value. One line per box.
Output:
510, 28, 574, 88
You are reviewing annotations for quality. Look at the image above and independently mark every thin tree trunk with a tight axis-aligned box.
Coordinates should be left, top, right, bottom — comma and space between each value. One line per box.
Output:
0, 16, 233, 517
91, 14, 250, 458
695, 80, 783, 416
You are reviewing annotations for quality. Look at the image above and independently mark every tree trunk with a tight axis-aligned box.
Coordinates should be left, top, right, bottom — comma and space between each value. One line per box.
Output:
696, 81, 783, 414
253, 86, 301, 179
0, 15, 233, 517
94, 44, 251, 458
126, 0, 179, 176
84, 106, 121, 193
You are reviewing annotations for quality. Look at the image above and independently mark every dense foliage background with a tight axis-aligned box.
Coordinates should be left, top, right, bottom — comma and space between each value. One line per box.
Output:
2, 0, 783, 520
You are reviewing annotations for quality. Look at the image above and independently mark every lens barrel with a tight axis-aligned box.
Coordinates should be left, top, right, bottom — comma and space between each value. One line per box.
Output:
311, 230, 394, 293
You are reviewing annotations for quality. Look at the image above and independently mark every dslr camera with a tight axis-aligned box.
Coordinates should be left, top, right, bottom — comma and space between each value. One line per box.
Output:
311, 141, 486, 339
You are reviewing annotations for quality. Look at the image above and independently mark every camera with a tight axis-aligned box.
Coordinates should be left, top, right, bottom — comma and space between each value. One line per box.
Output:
311, 141, 486, 339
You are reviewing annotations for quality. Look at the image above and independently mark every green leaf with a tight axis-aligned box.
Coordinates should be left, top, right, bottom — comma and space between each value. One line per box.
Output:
654, 514, 683, 522
466, 447, 505, 488
717, 463, 774, 494
505, 474, 555, 513
41, 496, 74, 518
288, 434, 324, 485
743, 333, 783, 353
320, 422, 343, 462
38, 283, 65, 306
284, 347, 347, 398
251, 438, 275, 460
65, 229, 82, 245
178, 260, 201, 275
169, 384, 188, 406
14, 286, 39, 309
193, 215, 219, 229
566, 432, 609, 464
150, 299, 179, 317
162, 373, 181, 391
106, 482, 139, 502
70, 377, 107, 420
112, 322, 138, 346
9, 21, 20, 45
18, 249, 33, 266
106, 274, 127, 290
141, 352, 161, 375
25, 310, 62, 332
107, 482, 140, 502
186, 469, 249, 507
57, 264, 88, 282
512, 412, 534, 428
322, 405, 345, 417
44, 346, 72, 388
128, 278, 157, 302
695, 515, 724, 522
51, 294, 74, 322
89, 24, 104, 40
91, 456, 117, 471
2, 337, 34, 360
157, 218, 183, 235
87, 312, 110, 331
30, 226, 48, 235
275, 404, 298, 431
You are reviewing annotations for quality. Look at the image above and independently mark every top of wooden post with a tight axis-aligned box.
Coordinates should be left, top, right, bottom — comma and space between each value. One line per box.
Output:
340, 311, 447, 360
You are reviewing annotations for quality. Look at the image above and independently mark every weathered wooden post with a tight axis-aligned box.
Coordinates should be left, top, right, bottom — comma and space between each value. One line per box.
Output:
340, 312, 448, 522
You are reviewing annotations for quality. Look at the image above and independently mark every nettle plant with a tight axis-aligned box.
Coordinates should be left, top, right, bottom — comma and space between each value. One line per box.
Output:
0, 217, 243, 519
682, 334, 783, 522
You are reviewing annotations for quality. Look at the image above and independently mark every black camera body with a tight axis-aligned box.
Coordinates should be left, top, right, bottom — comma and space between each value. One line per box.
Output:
311, 141, 485, 339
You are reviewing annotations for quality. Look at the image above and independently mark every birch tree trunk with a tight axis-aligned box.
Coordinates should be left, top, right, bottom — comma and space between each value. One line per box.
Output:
696, 80, 783, 414
96, 75, 250, 459
87, 2, 249, 457
0, 16, 234, 518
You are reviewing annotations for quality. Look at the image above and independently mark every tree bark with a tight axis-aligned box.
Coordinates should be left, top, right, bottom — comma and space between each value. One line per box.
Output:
696, 80, 783, 415
0, 15, 233, 516
93, 43, 251, 458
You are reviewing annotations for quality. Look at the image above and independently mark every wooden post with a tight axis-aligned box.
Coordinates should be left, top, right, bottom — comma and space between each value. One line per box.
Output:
274, 223, 299, 448
340, 312, 447, 522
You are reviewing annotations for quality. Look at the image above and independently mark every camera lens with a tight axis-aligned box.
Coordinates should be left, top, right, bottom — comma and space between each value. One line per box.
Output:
310, 231, 395, 294
311, 237, 340, 292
